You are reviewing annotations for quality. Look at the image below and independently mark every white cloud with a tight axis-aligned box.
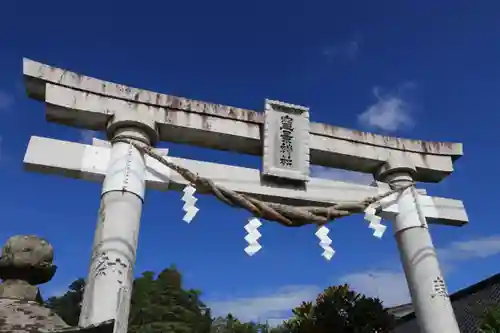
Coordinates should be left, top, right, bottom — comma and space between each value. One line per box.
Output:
345, 41, 359, 60
340, 234, 500, 307
323, 40, 359, 62
265, 318, 289, 328
340, 271, 409, 307
358, 84, 415, 132
79, 130, 99, 144
439, 235, 500, 262
310, 166, 373, 185
207, 285, 320, 324
0, 91, 14, 111
212, 234, 500, 323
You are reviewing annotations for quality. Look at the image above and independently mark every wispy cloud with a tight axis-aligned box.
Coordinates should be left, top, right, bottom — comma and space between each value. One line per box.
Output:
323, 40, 360, 63
439, 235, 500, 262
340, 270, 410, 307
358, 83, 417, 133
0, 91, 14, 111
209, 234, 500, 323
310, 166, 373, 185
208, 285, 320, 324
340, 234, 500, 307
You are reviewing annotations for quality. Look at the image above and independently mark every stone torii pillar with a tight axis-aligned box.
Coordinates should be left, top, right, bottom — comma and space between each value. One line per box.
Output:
376, 160, 460, 333
79, 113, 159, 331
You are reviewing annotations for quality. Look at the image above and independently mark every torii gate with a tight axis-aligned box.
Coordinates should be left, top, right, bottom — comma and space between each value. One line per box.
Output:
22, 58, 468, 333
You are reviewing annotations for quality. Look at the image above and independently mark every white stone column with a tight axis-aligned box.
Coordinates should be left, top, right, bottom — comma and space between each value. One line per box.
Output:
79, 114, 158, 332
376, 161, 460, 333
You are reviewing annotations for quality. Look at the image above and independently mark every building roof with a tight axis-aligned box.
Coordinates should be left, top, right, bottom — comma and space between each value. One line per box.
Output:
394, 272, 500, 324
387, 303, 414, 318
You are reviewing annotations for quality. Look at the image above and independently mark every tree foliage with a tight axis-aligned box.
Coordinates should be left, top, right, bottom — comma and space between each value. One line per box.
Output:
128, 266, 212, 333
480, 304, 500, 333
284, 284, 394, 333
44, 278, 85, 326
44, 270, 394, 333
211, 314, 264, 333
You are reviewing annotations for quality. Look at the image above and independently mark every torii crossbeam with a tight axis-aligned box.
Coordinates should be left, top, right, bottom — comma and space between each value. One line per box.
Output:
23, 58, 467, 333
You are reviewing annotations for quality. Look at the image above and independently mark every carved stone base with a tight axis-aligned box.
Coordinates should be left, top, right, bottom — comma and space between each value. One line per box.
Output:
0, 280, 42, 303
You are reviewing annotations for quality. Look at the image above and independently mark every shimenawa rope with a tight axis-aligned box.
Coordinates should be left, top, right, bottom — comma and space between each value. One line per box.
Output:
111, 136, 412, 227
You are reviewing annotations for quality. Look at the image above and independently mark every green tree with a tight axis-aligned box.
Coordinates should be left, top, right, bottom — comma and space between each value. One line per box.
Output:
210, 314, 261, 333
128, 265, 211, 333
480, 303, 500, 333
45, 267, 213, 333
44, 267, 293, 333
285, 284, 395, 333
44, 278, 85, 326
128, 271, 157, 329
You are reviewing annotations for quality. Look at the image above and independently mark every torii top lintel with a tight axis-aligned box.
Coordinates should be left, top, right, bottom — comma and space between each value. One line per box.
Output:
23, 58, 463, 183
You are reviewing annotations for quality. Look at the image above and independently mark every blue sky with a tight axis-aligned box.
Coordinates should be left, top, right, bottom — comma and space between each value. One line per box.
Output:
1, 0, 500, 325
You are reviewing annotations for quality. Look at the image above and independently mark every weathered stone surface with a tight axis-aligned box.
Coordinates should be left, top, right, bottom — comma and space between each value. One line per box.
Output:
0, 235, 69, 333
0, 280, 42, 302
0, 298, 69, 333
0, 235, 114, 333
0, 235, 56, 285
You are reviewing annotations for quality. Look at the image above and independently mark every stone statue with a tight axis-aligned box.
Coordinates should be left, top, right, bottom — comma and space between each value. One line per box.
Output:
0, 235, 70, 332
0, 235, 114, 333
